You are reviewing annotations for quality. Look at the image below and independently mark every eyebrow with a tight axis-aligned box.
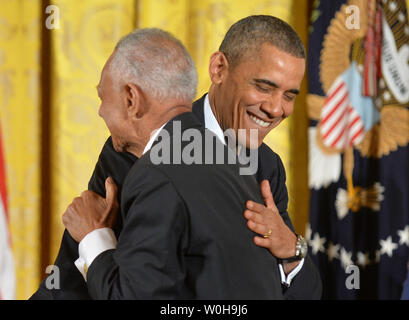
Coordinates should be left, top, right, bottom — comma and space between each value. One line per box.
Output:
253, 79, 300, 95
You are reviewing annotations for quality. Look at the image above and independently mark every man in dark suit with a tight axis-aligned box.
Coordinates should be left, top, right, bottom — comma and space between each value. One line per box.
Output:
71, 113, 289, 299
31, 16, 322, 299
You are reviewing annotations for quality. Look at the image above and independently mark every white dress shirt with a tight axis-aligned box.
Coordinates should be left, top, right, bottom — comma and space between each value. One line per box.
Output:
75, 96, 303, 286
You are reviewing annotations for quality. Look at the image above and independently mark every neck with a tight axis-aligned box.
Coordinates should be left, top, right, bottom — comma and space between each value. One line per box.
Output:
128, 103, 192, 158
160, 103, 192, 125
122, 141, 145, 159
208, 85, 224, 130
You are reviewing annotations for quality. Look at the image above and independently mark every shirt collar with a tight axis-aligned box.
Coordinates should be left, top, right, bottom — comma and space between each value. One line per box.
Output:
143, 94, 226, 155
204, 94, 226, 145
142, 122, 168, 155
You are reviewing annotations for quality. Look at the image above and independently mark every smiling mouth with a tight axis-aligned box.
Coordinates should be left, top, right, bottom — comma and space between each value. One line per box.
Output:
247, 112, 271, 128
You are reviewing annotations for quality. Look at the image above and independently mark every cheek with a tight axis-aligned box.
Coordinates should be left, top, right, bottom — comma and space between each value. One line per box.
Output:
99, 102, 112, 125
101, 110, 122, 138
283, 102, 295, 118
101, 112, 113, 131
242, 88, 265, 105
237, 88, 263, 109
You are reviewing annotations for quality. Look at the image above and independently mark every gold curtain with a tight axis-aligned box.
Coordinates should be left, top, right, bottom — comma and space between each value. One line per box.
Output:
1, 0, 311, 299
0, 0, 42, 299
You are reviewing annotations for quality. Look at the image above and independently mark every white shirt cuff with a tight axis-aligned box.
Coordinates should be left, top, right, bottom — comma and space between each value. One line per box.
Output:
278, 258, 305, 287
74, 228, 117, 281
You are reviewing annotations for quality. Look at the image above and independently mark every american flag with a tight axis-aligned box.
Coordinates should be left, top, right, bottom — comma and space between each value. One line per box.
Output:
319, 76, 366, 149
0, 124, 15, 299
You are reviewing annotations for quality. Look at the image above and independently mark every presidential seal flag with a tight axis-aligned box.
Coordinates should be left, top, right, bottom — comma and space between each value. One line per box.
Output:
0, 124, 15, 299
307, 0, 409, 299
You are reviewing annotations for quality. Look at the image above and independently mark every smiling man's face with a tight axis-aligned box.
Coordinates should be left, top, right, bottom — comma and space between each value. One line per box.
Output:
211, 43, 305, 148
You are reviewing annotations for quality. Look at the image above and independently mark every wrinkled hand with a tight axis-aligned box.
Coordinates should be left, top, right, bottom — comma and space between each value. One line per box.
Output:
244, 180, 297, 261
62, 177, 119, 243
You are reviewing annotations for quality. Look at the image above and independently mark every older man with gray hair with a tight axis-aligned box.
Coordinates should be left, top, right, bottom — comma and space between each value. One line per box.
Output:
92, 28, 197, 156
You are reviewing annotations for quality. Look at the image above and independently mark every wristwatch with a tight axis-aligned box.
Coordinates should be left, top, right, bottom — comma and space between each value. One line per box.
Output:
281, 234, 308, 263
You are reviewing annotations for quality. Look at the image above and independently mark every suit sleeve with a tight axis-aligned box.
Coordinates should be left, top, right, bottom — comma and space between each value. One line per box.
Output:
271, 154, 294, 232
28, 229, 91, 300
271, 155, 322, 300
29, 137, 135, 300
86, 165, 190, 299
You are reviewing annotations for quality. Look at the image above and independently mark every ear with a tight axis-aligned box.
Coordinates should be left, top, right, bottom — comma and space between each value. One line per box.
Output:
125, 83, 146, 119
209, 51, 229, 85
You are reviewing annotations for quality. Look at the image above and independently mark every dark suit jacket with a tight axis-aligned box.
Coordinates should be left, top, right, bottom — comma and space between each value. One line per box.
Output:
30, 94, 321, 299
87, 112, 287, 299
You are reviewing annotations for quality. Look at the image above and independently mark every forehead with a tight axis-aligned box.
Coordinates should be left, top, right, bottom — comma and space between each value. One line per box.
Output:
233, 44, 305, 85
98, 53, 116, 89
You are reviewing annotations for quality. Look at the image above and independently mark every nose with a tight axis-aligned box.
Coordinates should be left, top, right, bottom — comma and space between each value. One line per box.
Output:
98, 105, 103, 118
260, 93, 284, 119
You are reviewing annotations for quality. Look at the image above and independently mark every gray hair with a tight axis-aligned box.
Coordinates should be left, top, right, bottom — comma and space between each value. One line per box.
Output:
110, 28, 197, 102
219, 15, 306, 68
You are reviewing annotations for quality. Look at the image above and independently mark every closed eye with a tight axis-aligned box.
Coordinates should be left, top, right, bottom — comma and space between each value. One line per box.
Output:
253, 79, 277, 93
256, 85, 270, 93
284, 93, 296, 101
253, 82, 272, 93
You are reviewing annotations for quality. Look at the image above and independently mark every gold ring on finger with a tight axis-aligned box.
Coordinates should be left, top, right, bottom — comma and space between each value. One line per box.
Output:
263, 229, 272, 238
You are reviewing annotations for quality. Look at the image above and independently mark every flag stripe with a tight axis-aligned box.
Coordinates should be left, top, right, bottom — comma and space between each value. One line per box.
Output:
0, 124, 14, 300
320, 93, 349, 133
330, 123, 347, 148
322, 101, 351, 139
321, 83, 346, 112
350, 126, 365, 146
0, 127, 7, 216
321, 90, 348, 126
321, 80, 346, 119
